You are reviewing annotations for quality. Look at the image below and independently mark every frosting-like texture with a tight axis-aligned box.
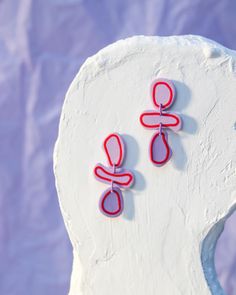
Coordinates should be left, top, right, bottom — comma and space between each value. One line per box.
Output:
54, 35, 236, 295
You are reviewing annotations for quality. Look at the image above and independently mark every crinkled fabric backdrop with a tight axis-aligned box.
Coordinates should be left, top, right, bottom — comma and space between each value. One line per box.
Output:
0, 0, 236, 294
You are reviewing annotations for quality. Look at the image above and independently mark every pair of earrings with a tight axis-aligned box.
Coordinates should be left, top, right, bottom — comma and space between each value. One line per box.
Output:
94, 79, 182, 218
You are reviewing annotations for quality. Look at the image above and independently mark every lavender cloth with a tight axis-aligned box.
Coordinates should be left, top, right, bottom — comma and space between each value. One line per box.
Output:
0, 0, 236, 294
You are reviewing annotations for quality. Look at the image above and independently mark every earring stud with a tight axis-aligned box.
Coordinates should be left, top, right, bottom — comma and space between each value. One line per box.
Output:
140, 79, 182, 166
94, 133, 134, 217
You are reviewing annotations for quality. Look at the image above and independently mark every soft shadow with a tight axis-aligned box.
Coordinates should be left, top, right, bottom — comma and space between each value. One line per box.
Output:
121, 134, 146, 220
171, 80, 191, 111
169, 80, 198, 170
181, 114, 198, 135
170, 133, 187, 170
201, 204, 236, 295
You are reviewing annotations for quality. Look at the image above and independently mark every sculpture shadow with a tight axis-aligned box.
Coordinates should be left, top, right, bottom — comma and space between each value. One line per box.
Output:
121, 134, 146, 221
201, 204, 236, 295
170, 80, 198, 170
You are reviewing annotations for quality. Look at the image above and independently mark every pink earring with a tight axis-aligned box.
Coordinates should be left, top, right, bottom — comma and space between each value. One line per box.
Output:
94, 133, 134, 217
140, 79, 182, 166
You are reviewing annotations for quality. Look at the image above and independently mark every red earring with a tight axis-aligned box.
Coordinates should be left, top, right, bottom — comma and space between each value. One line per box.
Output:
140, 79, 182, 166
94, 133, 134, 218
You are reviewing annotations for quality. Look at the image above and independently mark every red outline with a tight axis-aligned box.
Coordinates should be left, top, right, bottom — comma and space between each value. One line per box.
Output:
140, 112, 180, 129
150, 132, 170, 165
103, 133, 124, 167
94, 165, 134, 187
101, 189, 122, 216
152, 80, 174, 109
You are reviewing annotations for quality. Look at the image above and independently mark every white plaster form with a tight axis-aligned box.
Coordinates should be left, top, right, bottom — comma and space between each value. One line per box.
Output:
54, 35, 236, 295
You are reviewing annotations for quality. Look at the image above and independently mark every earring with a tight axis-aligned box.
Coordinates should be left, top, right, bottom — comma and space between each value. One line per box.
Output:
140, 79, 182, 166
94, 133, 134, 217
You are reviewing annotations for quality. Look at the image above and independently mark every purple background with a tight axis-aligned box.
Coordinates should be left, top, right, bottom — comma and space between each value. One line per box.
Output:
1, 0, 236, 294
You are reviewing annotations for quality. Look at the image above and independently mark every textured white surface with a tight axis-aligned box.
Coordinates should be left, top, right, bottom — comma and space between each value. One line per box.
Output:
54, 35, 236, 295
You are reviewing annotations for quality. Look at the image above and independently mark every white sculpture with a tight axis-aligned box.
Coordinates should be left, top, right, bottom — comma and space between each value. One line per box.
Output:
54, 35, 236, 295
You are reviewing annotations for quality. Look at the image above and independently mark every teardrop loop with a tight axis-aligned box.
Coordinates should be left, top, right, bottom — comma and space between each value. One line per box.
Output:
150, 132, 171, 166
99, 187, 123, 217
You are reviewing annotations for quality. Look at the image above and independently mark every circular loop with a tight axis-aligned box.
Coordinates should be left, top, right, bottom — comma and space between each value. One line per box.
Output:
159, 122, 162, 134
152, 79, 175, 109
111, 165, 116, 191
